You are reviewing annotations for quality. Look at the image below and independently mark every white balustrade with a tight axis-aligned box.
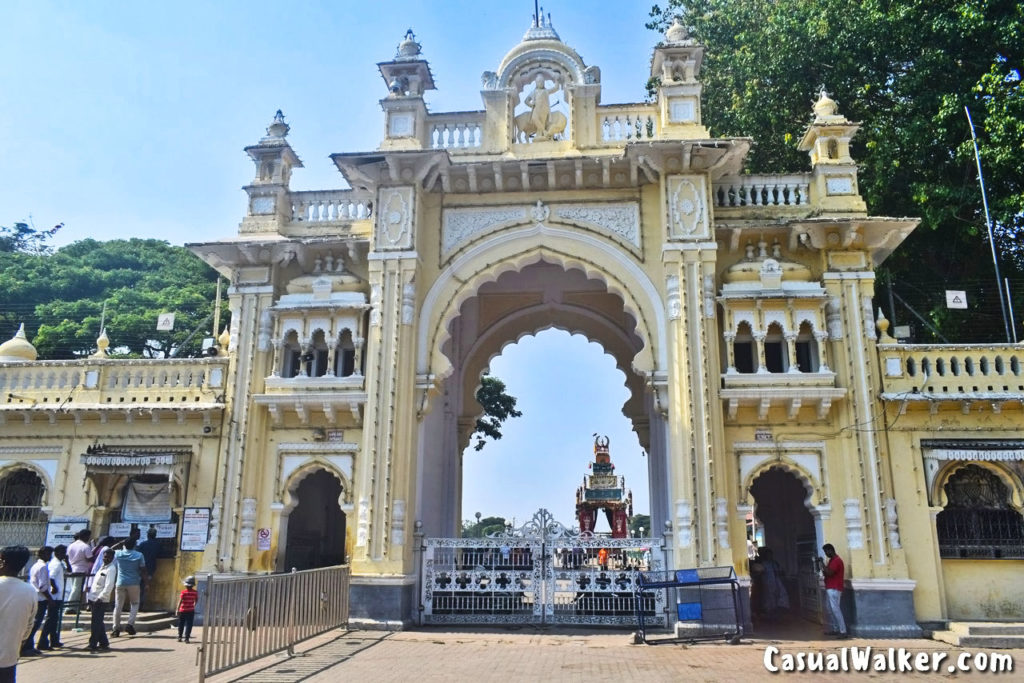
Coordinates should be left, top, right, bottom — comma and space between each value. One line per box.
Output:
598, 107, 659, 142
428, 113, 484, 150
713, 175, 811, 208
879, 344, 1024, 397
290, 190, 373, 223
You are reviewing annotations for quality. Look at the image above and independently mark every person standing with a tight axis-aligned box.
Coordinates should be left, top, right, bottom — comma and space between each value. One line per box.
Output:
21, 546, 53, 656
1, 546, 38, 683
65, 530, 95, 613
821, 543, 848, 638
39, 545, 68, 649
111, 538, 146, 637
135, 527, 160, 608
175, 576, 198, 644
86, 549, 117, 653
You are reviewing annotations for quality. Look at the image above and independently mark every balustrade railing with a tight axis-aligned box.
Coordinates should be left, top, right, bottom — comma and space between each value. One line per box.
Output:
713, 175, 811, 208
0, 358, 227, 407
290, 190, 373, 223
878, 344, 1024, 397
428, 112, 484, 150
598, 106, 659, 143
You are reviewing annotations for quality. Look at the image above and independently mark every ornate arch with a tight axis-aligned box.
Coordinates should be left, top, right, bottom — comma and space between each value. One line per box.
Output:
931, 460, 1024, 511
280, 460, 351, 513
0, 461, 52, 507
741, 459, 821, 508
417, 223, 664, 389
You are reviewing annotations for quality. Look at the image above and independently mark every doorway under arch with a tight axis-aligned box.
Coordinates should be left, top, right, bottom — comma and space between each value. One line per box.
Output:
749, 467, 819, 622
284, 469, 346, 570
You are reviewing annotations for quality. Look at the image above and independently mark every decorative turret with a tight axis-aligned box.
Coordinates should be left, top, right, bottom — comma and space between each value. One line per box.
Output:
797, 90, 867, 213
240, 110, 303, 234
378, 29, 435, 150
90, 328, 110, 359
0, 323, 38, 363
575, 435, 632, 538
650, 17, 708, 137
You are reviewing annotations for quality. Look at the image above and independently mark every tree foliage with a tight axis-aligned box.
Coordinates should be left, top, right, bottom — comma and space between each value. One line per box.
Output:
461, 515, 508, 538
0, 237, 224, 359
629, 514, 652, 538
649, 0, 1024, 342
471, 375, 523, 452
0, 221, 63, 254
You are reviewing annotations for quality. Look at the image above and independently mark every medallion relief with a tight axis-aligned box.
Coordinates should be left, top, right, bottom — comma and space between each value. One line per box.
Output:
667, 175, 709, 240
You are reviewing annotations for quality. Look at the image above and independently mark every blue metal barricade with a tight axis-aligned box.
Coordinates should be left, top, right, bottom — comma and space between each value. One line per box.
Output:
634, 566, 742, 644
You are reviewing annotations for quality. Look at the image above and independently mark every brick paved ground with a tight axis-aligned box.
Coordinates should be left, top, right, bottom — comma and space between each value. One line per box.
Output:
16, 622, 1023, 683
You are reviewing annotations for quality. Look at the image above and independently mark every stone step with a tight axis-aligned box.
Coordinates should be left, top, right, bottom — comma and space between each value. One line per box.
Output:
60, 611, 177, 633
932, 622, 1024, 649
952, 622, 1024, 637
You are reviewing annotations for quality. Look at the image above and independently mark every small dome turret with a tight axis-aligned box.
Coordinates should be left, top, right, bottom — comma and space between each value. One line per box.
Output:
0, 323, 38, 362
396, 29, 422, 60
664, 17, 692, 44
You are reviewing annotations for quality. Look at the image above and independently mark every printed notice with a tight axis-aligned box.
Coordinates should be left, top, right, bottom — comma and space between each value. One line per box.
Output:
180, 507, 211, 552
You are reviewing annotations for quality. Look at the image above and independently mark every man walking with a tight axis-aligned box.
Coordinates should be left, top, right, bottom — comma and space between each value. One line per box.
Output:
111, 538, 146, 637
21, 546, 53, 656
39, 545, 68, 649
86, 548, 117, 652
821, 543, 848, 638
65, 530, 95, 613
1, 546, 38, 683
135, 527, 160, 608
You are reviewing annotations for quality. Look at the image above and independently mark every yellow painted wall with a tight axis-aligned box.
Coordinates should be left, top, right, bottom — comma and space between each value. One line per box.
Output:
943, 560, 1024, 620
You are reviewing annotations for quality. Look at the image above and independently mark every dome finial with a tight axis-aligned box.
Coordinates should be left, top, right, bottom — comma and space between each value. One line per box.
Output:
265, 110, 290, 139
0, 323, 38, 362
665, 16, 690, 43
91, 328, 110, 358
396, 28, 422, 59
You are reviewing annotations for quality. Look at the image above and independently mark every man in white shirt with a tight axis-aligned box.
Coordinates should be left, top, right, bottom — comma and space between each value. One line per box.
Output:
1, 546, 38, 683
65, 530, 94, 614
39, 545, 68, 649
86, 548, 117, 653
20, 546, 53, 657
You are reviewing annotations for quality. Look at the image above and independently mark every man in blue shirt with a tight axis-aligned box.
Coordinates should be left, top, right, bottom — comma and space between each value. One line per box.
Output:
111, 538, 146, 637
135, 527, 161, 608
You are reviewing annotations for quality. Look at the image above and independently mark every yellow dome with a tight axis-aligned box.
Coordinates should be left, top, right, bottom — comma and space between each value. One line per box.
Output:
723, 241, 812, 285
0, 323, 38, 362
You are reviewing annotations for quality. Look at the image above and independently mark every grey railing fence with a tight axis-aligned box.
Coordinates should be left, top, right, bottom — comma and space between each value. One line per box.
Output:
197, 565, 350, 683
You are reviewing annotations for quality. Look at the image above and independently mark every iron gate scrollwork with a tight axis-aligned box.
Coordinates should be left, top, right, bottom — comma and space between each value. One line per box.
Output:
420, 508, 666, 626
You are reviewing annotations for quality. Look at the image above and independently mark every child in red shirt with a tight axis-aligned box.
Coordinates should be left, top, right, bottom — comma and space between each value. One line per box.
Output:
176, 576, 198, 643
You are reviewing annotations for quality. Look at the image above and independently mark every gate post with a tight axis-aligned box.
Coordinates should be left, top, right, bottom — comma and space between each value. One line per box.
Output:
414, 520, 424, 625
662, 520, 675, 623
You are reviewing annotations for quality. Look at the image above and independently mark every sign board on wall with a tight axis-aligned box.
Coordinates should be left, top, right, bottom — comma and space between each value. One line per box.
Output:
45, 518, 89, 547
108, 522, 177, 539
180, 507, 211, 552
256, 528, 271, 551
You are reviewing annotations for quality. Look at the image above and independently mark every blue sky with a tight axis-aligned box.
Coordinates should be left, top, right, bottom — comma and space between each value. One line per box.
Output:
3, 1, 660, 529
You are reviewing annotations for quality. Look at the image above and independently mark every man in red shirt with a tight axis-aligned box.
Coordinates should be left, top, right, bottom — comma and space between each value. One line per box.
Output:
821, 544, 847, 637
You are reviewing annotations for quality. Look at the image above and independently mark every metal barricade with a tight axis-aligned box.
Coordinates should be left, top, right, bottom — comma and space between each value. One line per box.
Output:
197, 565, 350, 683
635, 566, 743, 645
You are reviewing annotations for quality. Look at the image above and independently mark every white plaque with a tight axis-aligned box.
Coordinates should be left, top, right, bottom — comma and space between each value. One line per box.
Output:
669, 98, 695, 123
945, 290, 968, 309
180, 507, 211, 552
45, 518, 89, 547
389, 112, 414, 137
825, 177, 853, 195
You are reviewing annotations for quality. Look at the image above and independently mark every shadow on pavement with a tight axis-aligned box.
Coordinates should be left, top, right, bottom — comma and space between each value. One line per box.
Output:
226, 632, 391, 683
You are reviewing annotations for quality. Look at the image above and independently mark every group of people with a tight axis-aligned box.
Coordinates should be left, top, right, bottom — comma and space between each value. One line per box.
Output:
0, 527, 199, 682
748, 541, 849, 638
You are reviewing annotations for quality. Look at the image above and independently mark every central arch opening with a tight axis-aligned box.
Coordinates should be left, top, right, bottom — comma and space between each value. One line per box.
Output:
461, 329, 648, 531
416, 259, 669, 539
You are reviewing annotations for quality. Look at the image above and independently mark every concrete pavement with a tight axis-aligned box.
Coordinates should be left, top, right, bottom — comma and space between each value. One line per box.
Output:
16, 622, 1023, 682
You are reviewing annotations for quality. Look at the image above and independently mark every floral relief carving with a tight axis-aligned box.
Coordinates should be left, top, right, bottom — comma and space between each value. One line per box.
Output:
441, 206, 528, 257
554, 203, 640, 248
667, 176, 708, 239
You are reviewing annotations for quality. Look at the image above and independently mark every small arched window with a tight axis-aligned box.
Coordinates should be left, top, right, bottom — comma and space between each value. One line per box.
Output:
335, 329, 356, 377
764, 322, 787, 373
306, 330, 329, 377
936, 464, 1024, 559
734, 322, 756, 374
795, 321, 819, 373
0, 468, 48, 547
281, 330, 301, 378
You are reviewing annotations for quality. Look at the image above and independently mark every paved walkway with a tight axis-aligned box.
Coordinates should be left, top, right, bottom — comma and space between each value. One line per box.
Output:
16, 622, 1023, 682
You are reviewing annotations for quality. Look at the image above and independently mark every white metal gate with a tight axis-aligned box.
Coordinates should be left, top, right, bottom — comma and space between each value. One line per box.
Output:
420, 508, 666, 627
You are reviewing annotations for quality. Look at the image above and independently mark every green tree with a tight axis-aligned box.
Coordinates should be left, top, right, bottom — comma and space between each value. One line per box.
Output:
461, 515, 508, 538
628, 514, 651, 538
649, 0, 1024, 342
471, 375, 523, 451
0, 221, 63, 254
0, 238, 224, 358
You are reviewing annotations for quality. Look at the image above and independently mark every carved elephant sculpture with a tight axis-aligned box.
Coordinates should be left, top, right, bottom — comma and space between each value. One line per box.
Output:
514, 110, 567, 143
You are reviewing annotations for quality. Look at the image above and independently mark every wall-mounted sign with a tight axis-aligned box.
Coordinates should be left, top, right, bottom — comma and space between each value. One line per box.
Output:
180, 507, 211, 552
45, 518, 89, 547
